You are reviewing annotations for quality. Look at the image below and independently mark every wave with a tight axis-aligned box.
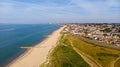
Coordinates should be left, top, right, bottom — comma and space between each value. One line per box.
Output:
0, 28, 15, 31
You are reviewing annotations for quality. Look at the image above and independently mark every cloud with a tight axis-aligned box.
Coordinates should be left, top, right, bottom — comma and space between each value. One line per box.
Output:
0, 0, 119, 23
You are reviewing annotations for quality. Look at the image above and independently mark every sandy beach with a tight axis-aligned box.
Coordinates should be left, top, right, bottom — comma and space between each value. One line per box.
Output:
9, 26, 64, 67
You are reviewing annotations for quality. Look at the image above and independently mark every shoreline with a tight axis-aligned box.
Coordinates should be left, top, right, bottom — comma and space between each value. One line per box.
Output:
8, 26, 65, 67
7, 32, 50, 67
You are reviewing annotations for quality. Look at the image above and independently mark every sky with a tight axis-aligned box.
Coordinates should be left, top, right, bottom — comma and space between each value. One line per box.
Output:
0, 0, 120, 24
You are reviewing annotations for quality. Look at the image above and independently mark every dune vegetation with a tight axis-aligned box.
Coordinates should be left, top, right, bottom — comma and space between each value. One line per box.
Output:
40, 33, 120, 67
40, 34, 90, 67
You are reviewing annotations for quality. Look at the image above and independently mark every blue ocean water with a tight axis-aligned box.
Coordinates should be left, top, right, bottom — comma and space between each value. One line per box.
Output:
0, 24, 60, 67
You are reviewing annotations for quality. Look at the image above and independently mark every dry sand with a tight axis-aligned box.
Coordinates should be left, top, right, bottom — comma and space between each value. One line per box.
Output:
9, 26, 64, 67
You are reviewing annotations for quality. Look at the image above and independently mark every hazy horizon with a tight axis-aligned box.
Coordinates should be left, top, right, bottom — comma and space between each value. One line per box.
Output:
0, 0, 120, 24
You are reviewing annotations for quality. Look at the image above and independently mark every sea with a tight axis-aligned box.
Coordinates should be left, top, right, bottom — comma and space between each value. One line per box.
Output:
0, 24, 61, 67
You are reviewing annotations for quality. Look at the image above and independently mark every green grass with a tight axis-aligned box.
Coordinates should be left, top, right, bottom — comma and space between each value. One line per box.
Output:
40, 33, 120, 67
115, 59, 120, 67
66, 34, 120, 67
96, 53, 119, 57
40, 34, 90, 67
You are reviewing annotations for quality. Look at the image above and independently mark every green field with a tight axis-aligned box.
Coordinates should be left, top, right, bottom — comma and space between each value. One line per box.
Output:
65, 34, 120, 67
40, 33, 120, 67
115, 59, 120, 67
40, 34, 90, 67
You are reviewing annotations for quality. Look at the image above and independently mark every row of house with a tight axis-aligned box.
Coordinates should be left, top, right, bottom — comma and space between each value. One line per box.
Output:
63, 23, 120, 47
